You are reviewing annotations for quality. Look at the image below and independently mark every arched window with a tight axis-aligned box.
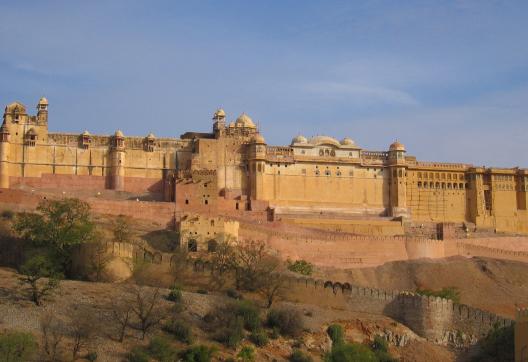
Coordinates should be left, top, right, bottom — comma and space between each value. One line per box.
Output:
418, 181, 422, 188
435, 182, 440, 188
188, 239, 198, 252
207, 239, 218, 252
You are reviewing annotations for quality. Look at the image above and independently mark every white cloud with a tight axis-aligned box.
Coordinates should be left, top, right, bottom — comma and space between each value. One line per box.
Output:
302, 81, 419, 106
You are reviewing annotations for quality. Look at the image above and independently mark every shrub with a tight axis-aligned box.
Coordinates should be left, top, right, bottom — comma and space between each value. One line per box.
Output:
471, 324, 514, 362
164, 318, 193, 344
326, 324, 344, 345
415, 287, 461, 303
226, 288, 243, 300
370, 335, 396, 361
86, 352, 98, 361
237, 346, 255, 362
215, 316, 244, 349
0, 332, 37, 362
167, 285, 182, 303
249, 329, 269, 347
127, 346, 149, 362
287, 260, 314, 276
147, 336, 177, 362
270, 327, 280, 339
290, 349, 313, 362
324, 342, 377, 362
179, 345, 216, 362
197, 289, 208, 295
266, 308, 304, 337
0, 209, 14, 220
235, 301, 261, 332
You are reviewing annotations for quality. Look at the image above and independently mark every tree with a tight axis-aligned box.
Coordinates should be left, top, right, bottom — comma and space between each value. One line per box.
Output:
0, 332, 37, 362
113, 214, 132, 243
69, 307, 97, 360
88, 238, 112, 282
257, 266, 287, 308
130, 287, 166, 339
14, 198, 96, 274
170, 247, 189, 284
40, 312, 66, 361
210, 240, 236, 289
19, 255, 62, 306
110, 292, 135, 342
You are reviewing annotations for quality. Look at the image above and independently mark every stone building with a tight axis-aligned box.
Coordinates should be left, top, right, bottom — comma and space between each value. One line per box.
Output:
1, 98, 528, 233
179, 213, 239, 252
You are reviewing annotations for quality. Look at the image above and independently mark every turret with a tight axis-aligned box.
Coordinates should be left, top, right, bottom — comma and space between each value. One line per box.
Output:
213, 108, 226, 137
248, 133, 266, 201
388, 140, 409, 218
36, 97, 48, 124
0, 124, 10, 188
111, 130, 126, 191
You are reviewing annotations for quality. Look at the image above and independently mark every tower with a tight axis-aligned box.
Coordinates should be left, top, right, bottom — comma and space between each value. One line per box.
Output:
388, 140, 409, 218
0, 124, 10, 189
213, 108, 226, 137
36, 97, 48, 124
248, 133, 266, 201
111, 130, 126, 191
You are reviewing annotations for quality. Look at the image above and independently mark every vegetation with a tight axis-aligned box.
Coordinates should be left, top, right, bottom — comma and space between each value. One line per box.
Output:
110, 292, 135, 342
287, 259, 314, 276
371, 336, 396, 362
147, 336, 178, 362
130, 287, 166, 339
14, 198, 96, 275
167, 284, 183, 303
19, 254, 62, 306
290, 349, 314, 362
0, 209, 14, 220
326, 324, 344, 345
87, 237, 112, 281
40, 312, 67, 361
415, 286, 461, 303
266, 308, 304, 337
180, 345, 216, 362
164, 318, 193, 344
249, 329, 269, 347
237, 346, 256, 362
0, 331, 37, 362
324, 342, 378, 362
471, 324, 514, 362
112, 214, 133, 243
127, 346, 149, 362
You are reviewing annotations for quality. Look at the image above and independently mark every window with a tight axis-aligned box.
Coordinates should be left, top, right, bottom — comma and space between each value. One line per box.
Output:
418, 181, 422, 188
315, 170, 320, 176
185, 199, 189, 205
325, 170, 331, 176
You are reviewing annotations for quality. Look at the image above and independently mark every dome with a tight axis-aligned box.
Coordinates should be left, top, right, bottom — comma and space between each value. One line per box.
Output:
309, 135, 341, 148
115, 130, 124, 138
38, 97, 48, 105
389, 140, 406, 152
251, 133, 266, 144
213, 108, 226, 119
5, 101, 26, 113
341, 137, 355, 146
235, 113, 256, 128
228, 122, 235, 128
82, 130, 91, 136
291, 135, 308, 145
146, 132, 155, 139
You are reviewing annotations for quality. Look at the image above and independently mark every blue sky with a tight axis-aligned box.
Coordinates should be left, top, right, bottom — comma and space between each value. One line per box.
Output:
1, 1, 527, 166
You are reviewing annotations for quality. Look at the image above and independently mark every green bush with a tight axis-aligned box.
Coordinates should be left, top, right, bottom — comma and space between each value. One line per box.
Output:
237, 346, 255, 362
167, 285, 182, 303
164, 318, 193, 344
270, 327, 280, 339
0, 332, 37, 362
235, 301, 261, 332
290, 349, 313, 362
197, 289, 208, 294
86, 351, 98, 361
415, 287, 461, 303
249, 329, 269, 347
371, 335, 396, 362
179, 345, 216, 362
287, 260, 314, 276
215, 316, 244, 349
326, 324, 344, 345
324, 342, 377, 362
147, 336, 177, 362
266, 308, 304, 337
127, 346, 149, 362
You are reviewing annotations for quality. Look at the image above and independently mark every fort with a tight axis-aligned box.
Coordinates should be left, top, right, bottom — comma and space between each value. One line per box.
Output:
1, 98, 528, 237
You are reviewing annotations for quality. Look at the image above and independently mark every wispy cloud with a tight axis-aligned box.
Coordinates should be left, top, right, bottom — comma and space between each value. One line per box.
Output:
302, 82, 419, 106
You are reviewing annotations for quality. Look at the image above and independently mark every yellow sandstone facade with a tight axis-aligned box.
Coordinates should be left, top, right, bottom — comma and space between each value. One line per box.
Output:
2, 98, 528, 233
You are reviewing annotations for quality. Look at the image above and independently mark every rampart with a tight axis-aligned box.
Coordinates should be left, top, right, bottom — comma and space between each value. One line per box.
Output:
87, 241, 513, 346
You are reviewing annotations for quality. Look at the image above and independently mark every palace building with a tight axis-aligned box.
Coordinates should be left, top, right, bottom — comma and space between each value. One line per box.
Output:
1, 98, 528, 233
